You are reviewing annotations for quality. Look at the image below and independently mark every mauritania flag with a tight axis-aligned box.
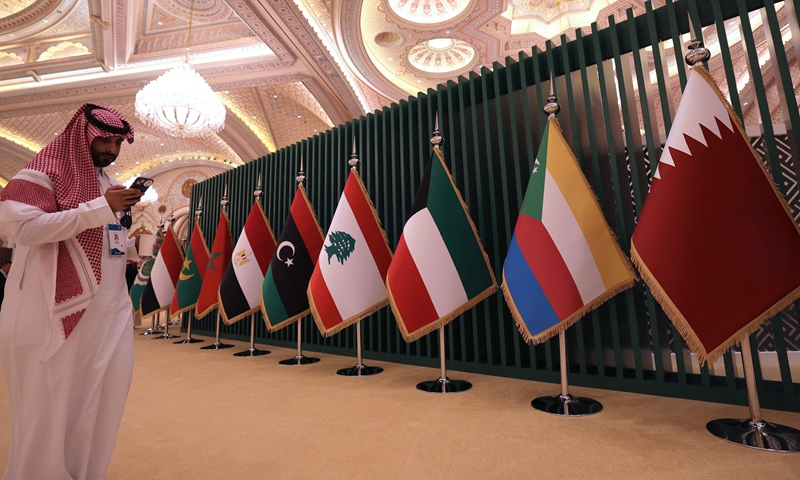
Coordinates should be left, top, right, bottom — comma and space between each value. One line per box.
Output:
130, 230, 162, 313
141, 226, 183, 316
170, 219, 210, 317
502, 117, 636, 344
386, 146, 497, 342
309, 171, 393, 337
220, 199, 277, 325
261, 186, 324, 332
196, 210, 232, 319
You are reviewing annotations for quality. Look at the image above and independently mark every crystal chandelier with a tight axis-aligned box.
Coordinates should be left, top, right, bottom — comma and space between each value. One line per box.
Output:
134, 0, 225, 138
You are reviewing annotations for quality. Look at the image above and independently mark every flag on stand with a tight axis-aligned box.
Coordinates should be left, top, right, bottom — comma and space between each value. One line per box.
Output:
141, 226, 183, 316
631, 66, 800, 365
308, 171, 393, 337
386, 146, 497, 342
261, 186, 324, 332
220, 199, 277, 325
130, 229, 162, 313
196, 210, 232, 319
170, 218, 210, 317
502, 117, 636, 344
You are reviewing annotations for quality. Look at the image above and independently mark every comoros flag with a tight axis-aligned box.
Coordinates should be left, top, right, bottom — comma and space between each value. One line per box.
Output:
386, 146, 497, 342
220, 199, 276, 325
502, 117, 636, 344
141, 226, 184, 316
170, 219, 210, 317
631, 66, 800, 365
261, 186, 324, 333
130, 229, 162, 313
308, 171, 393, 337
196, 210, 232, 319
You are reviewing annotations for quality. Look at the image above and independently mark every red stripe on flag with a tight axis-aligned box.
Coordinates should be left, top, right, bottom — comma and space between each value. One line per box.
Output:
515, 215, 583, 321
292, 188, 324, 261
388, 234, 438, 335
345, 174, 392, 278
309, 269, 343, 330
244, 202, 276, 273
191, 223, 209, 278
162, 228, 184, 286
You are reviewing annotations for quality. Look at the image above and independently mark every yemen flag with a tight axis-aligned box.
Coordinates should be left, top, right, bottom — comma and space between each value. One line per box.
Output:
502, 117, 636, 344
141, 226, 183, 316
131, 229, 163, 313
170, 219, 210, 317
220, 199, 277, 325
196, 210, 232, 319
261, 186, 324, 332
309, 171, 393, 337
386, 146, 497, 342
631, 67, 800, 365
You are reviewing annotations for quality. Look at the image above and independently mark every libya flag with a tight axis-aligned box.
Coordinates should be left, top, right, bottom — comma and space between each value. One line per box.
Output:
130, 229, 163, 313
170, 218, 210, 317
261, 186, 324, 333
386, 146, 497, 342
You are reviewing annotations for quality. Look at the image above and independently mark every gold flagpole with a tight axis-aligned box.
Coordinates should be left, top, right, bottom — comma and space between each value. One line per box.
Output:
155, 210, 180, 339
141, 217, 166, 336
175, 197, 205, 344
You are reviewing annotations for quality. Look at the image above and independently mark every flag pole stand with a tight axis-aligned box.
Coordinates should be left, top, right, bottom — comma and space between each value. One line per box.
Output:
532, 331, 602, 416
153, 309, 180, 340
337, 320, 383, 376
234, 314, 270, 357
279, 318, 319, 365
175, 313, 203, 344
706, 336, 800, 451
416, 327, 471, 393
200, 310, 234, 350
140, 311, 163, 335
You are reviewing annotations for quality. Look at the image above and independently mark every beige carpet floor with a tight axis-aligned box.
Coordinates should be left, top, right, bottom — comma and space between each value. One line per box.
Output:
1, 328, 799, 479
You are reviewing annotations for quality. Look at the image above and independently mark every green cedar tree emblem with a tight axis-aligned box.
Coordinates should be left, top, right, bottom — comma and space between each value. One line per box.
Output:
325, 231, 356, 265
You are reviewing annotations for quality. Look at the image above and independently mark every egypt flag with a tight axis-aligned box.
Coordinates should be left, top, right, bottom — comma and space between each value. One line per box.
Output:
386, 147, 497, 342
502, 117, 636, 344
196, 210, 232, 318
261, 186, 324, 332
130, 229, 163, 313
141, 226, 184, 316
170, 219, 210, 316
220, 199, 277, 325
631, 67, 800, 365
309, 171, 393, 337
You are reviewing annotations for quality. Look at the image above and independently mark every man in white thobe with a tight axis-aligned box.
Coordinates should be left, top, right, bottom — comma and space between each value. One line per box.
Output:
0, 104, 143, 479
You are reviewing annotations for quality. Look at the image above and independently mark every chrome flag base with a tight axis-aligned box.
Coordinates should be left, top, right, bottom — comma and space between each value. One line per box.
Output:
174, 337, 204, 344
531, 394, 603, 416
200, 342, 234, 350
337, 364, 383, 377
416, 377, 472, 394
152, 333, 180, 340
279, 354, 320, 365
234, 348, 270, 357
707, 418, 800, 452
140, 328, 162, 336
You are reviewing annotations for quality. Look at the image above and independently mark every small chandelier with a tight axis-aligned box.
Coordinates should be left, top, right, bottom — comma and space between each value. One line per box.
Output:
134, 0, 225, 138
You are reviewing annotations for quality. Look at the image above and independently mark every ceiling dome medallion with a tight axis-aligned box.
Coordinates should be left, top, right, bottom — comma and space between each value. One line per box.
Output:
386, 0, 473, 26
407, 38, 476, 75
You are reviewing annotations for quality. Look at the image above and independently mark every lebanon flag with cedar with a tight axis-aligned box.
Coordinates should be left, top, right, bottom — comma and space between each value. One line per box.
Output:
196, 210, 232, 318
170, 218, 210, 317
309, 170, 393, 337
261, 186, 324, 333
631, 66, 800, 365
220, 199, 277, 325
503, 117, 636, 344
141, 226, 184, 316
386, 146, 497, 342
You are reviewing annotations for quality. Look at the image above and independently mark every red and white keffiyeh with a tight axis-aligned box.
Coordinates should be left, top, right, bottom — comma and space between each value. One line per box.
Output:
0, 104, 134, 345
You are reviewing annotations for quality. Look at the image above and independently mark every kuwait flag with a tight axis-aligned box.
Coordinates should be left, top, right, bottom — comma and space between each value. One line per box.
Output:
386, 146, 496, 342
308, 171, 393, 337
141, 226, 184, 316
631, 67, 800, 365
170, 218, 210, 317
502, 117, 636, 344
130, 229, 162, 313
220, 199, 277, 325
261, 186, 324, 333
196, 210, 232, 319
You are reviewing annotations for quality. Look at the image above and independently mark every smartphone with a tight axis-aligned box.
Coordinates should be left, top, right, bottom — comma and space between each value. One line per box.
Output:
130, 176, 153, 193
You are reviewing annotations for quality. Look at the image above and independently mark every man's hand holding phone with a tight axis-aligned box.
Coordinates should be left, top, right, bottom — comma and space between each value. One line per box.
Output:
106, 185, 143, 213
114, 176, 153, 227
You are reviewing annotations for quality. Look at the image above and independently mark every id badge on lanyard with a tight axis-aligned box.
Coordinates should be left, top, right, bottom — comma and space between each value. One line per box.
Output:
108, 223, 126, 256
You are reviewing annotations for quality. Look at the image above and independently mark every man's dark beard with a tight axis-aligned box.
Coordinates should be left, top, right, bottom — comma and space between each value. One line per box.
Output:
92, 151, 116, 167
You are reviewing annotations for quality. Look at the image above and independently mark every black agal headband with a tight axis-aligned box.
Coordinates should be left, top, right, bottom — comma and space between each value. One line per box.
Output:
84, 104, 131, 136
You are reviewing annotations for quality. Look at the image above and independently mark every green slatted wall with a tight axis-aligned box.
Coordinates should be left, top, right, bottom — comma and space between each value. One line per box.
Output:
181, 0, 800, 412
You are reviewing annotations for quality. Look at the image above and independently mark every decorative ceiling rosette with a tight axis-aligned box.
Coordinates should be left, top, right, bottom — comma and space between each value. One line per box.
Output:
384, 0, 476, 28
406, 38, 476, 76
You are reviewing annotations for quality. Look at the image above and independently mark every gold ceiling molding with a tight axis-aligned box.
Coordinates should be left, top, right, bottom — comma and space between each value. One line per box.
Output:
0, 125, 41, 152
114, 151, 237, 184
36, 41, 90, 61
219, 90, 277, 152
384, 0, 476, 28
0, 0, 60, 37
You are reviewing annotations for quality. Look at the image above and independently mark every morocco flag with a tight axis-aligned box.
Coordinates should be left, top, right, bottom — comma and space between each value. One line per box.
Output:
386, 146, 497, 342
220, 199, 277, 325
502, 117, 636, 344
308, 171, 393, 337
170, 219, 210, 316
631, 67, 800, 365
196, 210, 232, 319
141, 226, 184, 316
261, 186, 324, 333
